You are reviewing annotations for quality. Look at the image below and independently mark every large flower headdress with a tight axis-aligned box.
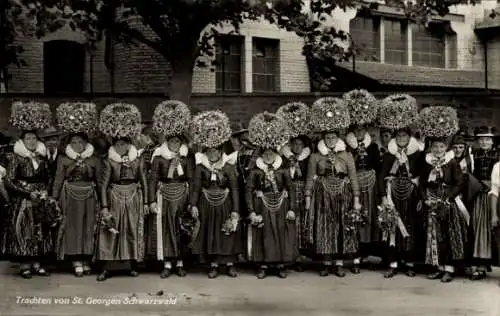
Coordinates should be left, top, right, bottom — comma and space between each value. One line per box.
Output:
248, 112, 291, 150
310, 97, 350, 132
378, 94, 419, 131
152, 100, 191, 137
56, 102, 98, 134
10, 101, 52, 131
190, 110, 232, 148
343, 89, 378, 126
276, 102, 311, 138
419, 106, 459, 138
98, 103, 142, 138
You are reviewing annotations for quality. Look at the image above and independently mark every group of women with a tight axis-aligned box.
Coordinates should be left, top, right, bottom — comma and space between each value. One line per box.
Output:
0, 90, 499, 284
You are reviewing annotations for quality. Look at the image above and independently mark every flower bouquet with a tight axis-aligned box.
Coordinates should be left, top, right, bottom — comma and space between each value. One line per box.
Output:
377, 203, 399, 235
426, 197, 451, 221
344, 208, 367, 232
221, 212, 239, 235
101, 212, 119, 235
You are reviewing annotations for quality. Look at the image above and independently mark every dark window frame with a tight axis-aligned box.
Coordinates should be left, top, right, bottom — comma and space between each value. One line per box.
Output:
252, 37, 280, 93
384, 18, 408, 65
412, 22, 446, 68
349, 15, 381, 62
215, 35, 243, 93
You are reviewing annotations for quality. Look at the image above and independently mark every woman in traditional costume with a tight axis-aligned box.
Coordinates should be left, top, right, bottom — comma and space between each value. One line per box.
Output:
489, 157, 500, 285
52, 102, 100, 277
189, 111, 240, 278
377, 94, 424, 278
468, 126, 498, 280
276, 102, 312, 270
3, 101, 57, 278
95, 103, 148, 281
419, 106, 467, 283
343, 89, 381, 272
304, 97, 362, 277
148, 100, 192, 278
245, 112, 297, 278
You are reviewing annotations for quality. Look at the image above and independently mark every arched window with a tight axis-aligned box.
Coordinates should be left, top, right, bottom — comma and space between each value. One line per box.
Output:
44, 40, 85, 94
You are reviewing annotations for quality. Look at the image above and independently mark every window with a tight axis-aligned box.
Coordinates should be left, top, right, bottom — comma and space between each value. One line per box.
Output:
412, 23, 446, 68
215, 35, 243, 93
349, 16, 380, 62
252, 38, 279, 92
44, 40, 85, 94
384, 19, 407, 65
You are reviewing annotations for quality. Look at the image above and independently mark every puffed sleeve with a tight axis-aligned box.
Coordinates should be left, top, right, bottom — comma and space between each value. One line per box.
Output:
489, 162, 500, 197
226, 164, 240, 213
245, 169, 257, 213
448, 159, 464, 200
52, 156, 66, 200
304, 154, 318, 197
99, 159, 111, 208
344, 152, 360, 197
4, 156, 30, 197
189, 165, 202, 207
148, 157, 160, 204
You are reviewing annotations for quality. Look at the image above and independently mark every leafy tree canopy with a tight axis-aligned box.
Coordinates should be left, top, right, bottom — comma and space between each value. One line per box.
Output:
0, 0, 493, 99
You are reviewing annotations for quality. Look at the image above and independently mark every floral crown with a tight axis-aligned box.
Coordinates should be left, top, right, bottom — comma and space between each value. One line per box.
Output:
56, 102, 98, 134
152, 100, 191, 137
343, 89, 378, 126
190, 110, 232, 148
10, 101, 52, 131
98, 103, 142, 138
248, 112, 291, 150
378, 94, 419, 131
419, 106, 459, 138
276, 102, 312, 138
310, 97, 350, 132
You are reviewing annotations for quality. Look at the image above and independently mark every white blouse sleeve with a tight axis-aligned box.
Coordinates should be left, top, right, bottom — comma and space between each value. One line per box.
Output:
0, 165, 5, 182
489, 162, 500, 197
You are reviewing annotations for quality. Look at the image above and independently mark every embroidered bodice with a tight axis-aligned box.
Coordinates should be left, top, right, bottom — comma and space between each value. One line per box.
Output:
473, 148, 497, 181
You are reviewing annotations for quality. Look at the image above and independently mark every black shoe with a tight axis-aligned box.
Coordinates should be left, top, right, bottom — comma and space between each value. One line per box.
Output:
256, 268, 267, 279
470, 270, 486, 280
277, 268, 288, 279
441, 272, 453, 283
176, 267, 187, 277
97, 270, 109, 282
208, 267, 218, 279
350, 264, 361, 274
295, 264, 304, 272
32, 267, 50, 276
227, 266, 237, 278
19, 269, 32, 279
405, 269, 416, 277
384, 268, 396, 278
160, 268, 171, 279
74, 268, 84, 278
427, 271, 444, 280
333, 266, 346, 278
130, 270, 139, 277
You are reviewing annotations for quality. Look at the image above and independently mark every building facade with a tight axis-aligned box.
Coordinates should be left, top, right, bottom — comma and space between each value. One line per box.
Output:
3, 0, 500, 95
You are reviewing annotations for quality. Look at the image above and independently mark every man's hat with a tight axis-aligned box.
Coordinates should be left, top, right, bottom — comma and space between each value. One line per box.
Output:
231, 121, 248, 137
38, 126, 61, 139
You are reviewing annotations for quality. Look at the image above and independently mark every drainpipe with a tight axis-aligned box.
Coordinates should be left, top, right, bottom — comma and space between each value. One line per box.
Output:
483, 37, 488, 91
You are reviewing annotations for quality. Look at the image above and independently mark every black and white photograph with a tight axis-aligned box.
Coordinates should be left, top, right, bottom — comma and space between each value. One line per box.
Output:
0, 0, 499, 315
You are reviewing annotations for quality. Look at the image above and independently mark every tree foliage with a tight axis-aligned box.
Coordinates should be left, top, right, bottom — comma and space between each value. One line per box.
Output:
0, 0, 496, 97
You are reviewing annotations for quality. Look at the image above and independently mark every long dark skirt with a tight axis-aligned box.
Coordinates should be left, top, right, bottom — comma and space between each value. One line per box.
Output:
96, 183, 145, 261
424, 189, 467, 267
250, 191, 297, 263
147, 182, 189, 260
470, 191, 493, 265
191, 188, 240, 258
56, 182, 98, 260
386, 177, 423, 262
2, 182, 55, 260
307, 176, 357, 257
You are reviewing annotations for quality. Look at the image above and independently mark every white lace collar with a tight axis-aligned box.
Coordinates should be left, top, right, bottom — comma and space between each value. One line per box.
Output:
280, 144, 311, 161
425, 151, 455, 166
387, 137, 423, 157
195, 151, 237, 170
346, 132, 371, 149
14, 140, 47, 170
151, 143, 188, 162
317, 139, 346, 156
108, 145, 139, 163
256, 155, 283, 172
65, 143, 94, 161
